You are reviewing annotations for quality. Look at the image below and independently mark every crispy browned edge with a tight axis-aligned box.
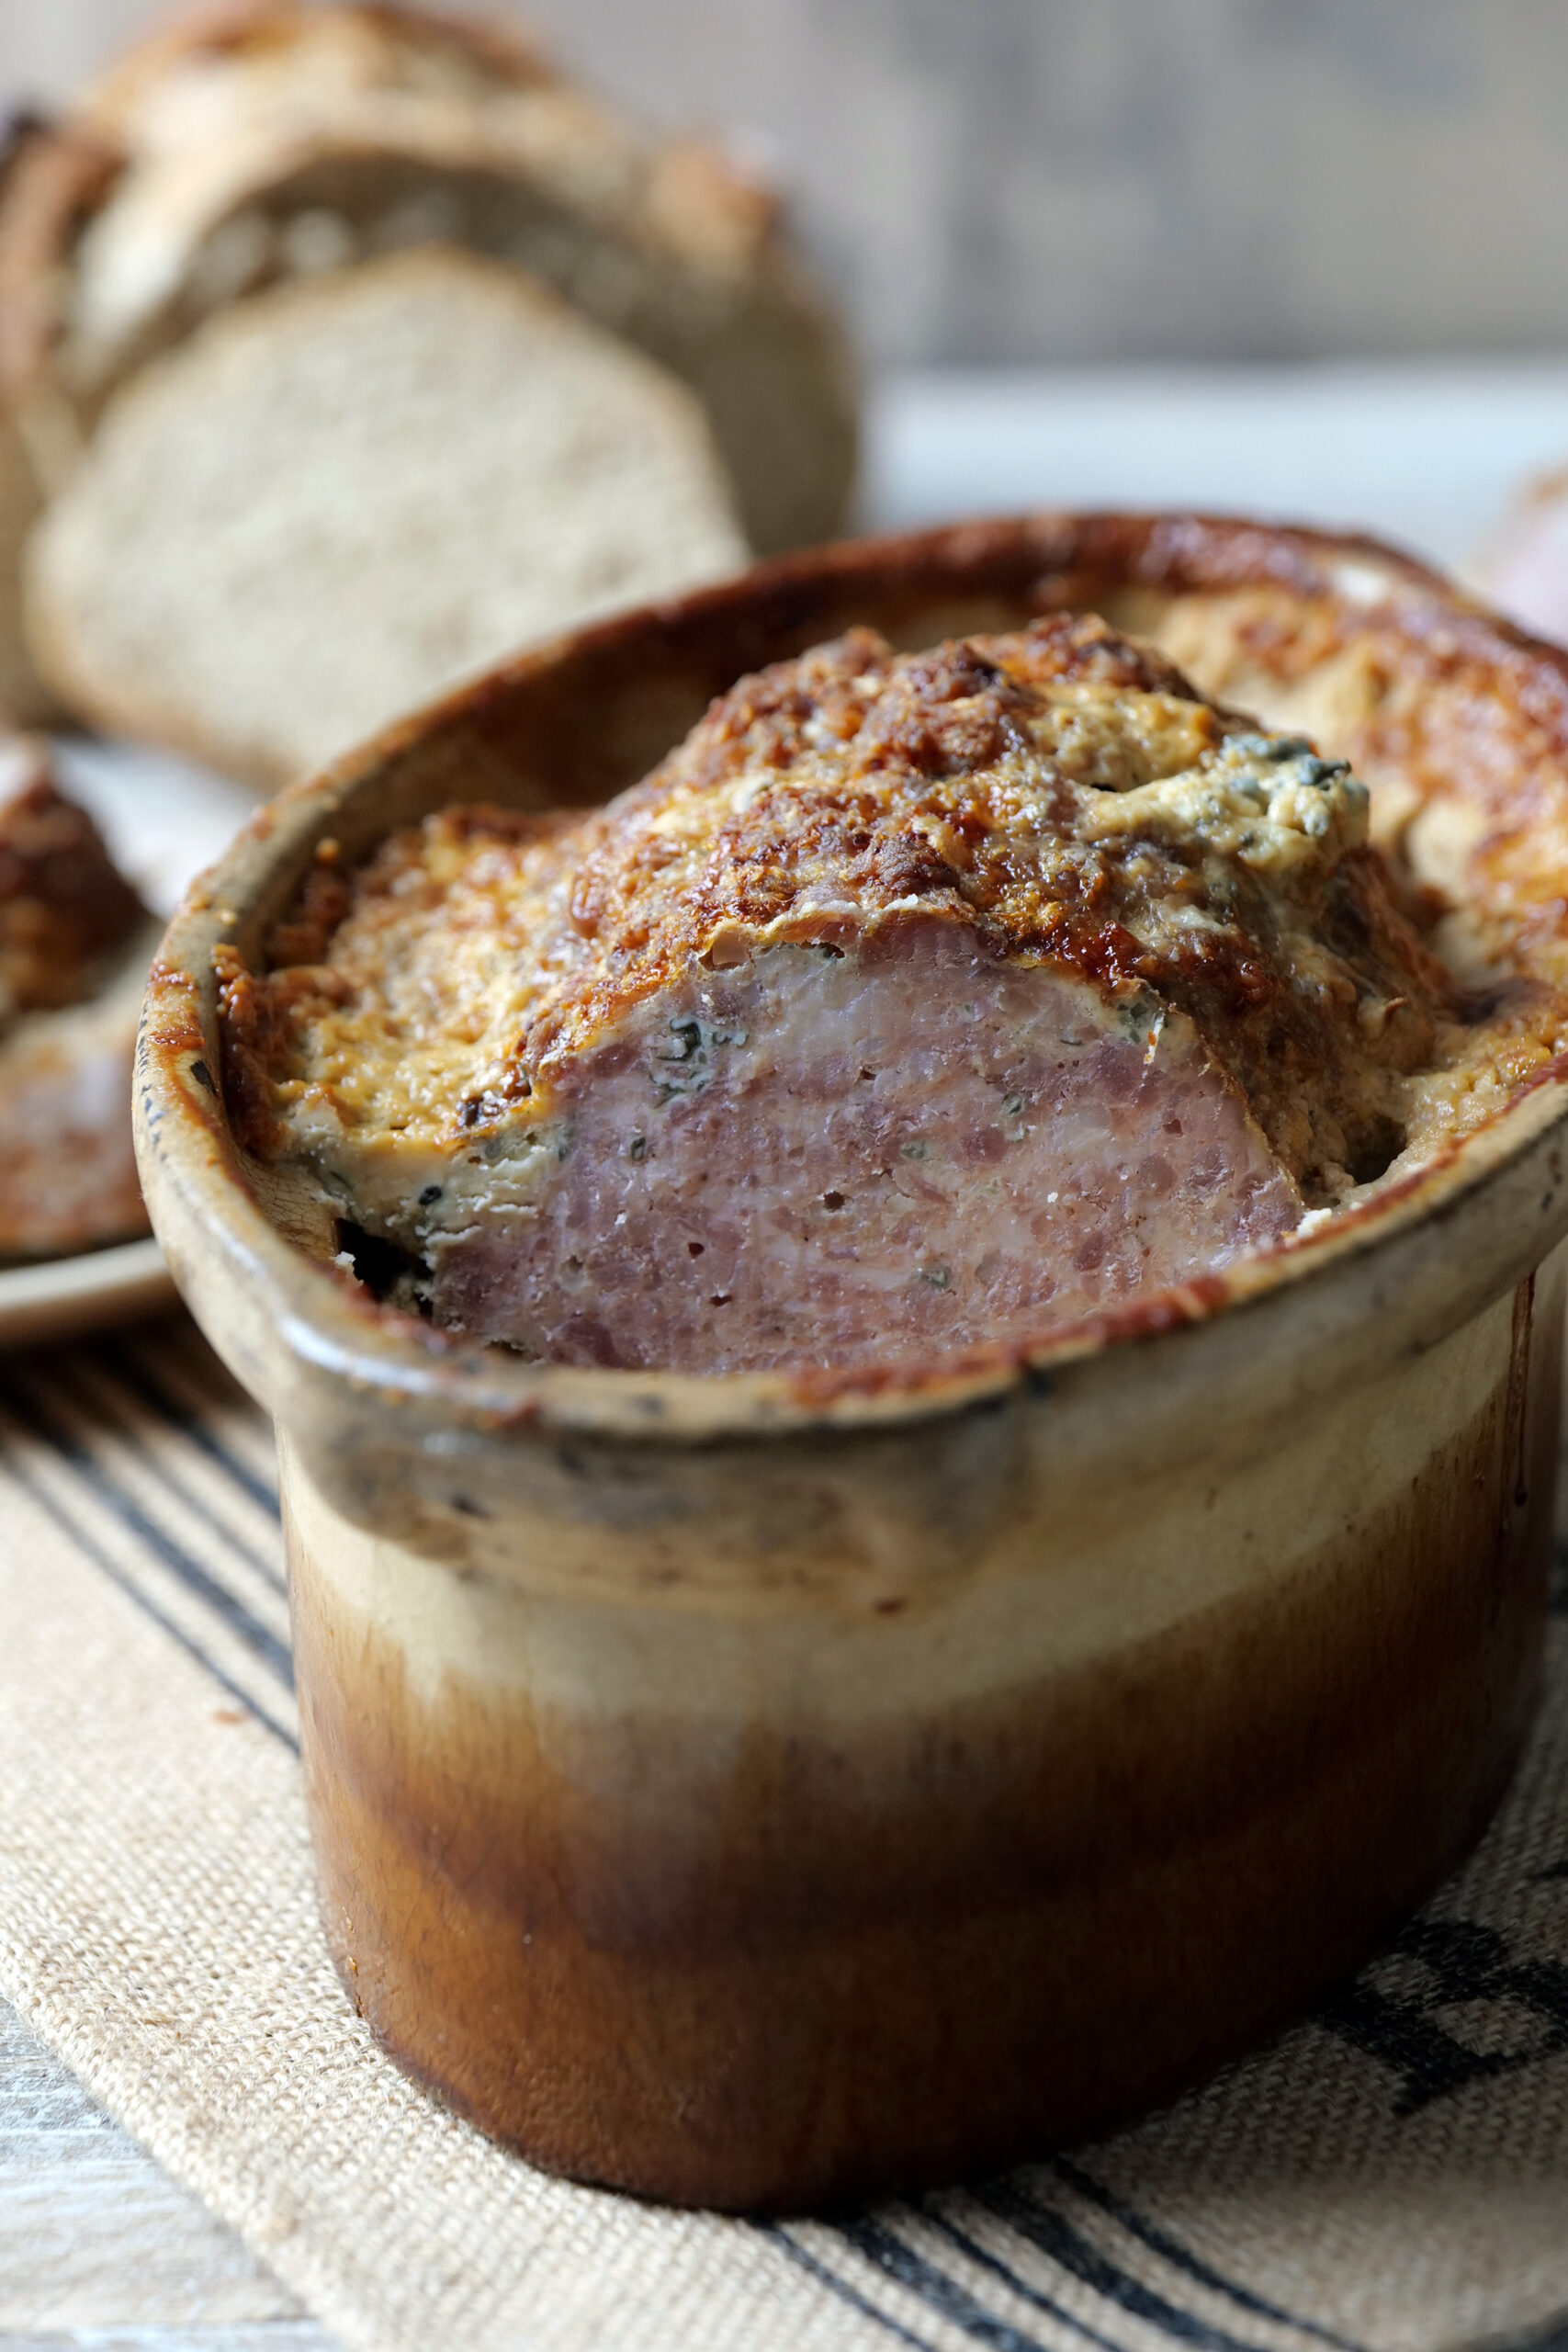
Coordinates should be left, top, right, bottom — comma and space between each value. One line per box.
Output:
0, 119, 121, 401
81, 0, 557, 122
180, 506, 1568, 1401
0, 2, 555, 404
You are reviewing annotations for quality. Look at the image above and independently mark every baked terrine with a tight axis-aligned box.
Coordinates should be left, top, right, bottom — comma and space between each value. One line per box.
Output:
220, 611, 1540, 1371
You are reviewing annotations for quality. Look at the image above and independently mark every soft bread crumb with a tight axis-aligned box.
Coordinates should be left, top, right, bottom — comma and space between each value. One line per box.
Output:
11, 1, 856, 556
26, 243, 749, 785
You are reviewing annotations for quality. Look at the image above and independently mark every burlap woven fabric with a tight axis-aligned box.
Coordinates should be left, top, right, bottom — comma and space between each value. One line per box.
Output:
2, 1318, 1567, 2352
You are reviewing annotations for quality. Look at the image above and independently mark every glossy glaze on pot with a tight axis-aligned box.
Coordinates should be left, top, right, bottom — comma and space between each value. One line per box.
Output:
135, 514, 1568, 2209
283, 1247, 1562, 2207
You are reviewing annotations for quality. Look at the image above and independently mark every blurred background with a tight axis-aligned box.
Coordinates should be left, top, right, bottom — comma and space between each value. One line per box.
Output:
14, 0, 1568, 367
10, 0, 1568, 570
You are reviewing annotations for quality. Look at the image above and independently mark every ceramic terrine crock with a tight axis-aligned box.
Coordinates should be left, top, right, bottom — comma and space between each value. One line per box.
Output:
136, 514, 1568, 2211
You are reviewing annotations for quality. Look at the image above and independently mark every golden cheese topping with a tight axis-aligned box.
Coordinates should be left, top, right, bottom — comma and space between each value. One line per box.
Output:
220, 610, 1568, 1372
226, 615, 1455, 1218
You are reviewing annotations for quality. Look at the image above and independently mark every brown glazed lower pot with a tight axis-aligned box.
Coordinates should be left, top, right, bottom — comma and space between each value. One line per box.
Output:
136, 514, 1568, 2210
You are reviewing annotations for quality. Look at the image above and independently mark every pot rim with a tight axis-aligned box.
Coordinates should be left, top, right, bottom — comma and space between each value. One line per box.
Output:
136, 508, 1568, 1441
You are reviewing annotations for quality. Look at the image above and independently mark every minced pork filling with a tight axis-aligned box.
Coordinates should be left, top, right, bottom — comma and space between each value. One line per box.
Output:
220, 612, 1492, 1373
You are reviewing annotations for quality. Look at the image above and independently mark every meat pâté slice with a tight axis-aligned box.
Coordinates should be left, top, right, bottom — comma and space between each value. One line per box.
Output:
0, 738, 153, 1256
220, 614, 1458, 1374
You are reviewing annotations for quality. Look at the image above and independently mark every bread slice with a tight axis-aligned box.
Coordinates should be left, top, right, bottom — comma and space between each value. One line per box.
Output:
0, 117, 109, 724
8, 2, 857, 556
26, 245, 748, 787
0, 401, 53, 725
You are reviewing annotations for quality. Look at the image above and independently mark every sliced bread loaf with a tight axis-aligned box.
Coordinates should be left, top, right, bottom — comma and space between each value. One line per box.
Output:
0, 116, 113, 723
0, 401, 51, 725
77, 2, 557, 142
26, 244, 748, 786
8, 2, 857, 556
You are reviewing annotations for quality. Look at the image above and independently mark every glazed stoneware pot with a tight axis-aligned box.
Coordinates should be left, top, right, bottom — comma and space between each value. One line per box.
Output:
136, 514, 1568, 2211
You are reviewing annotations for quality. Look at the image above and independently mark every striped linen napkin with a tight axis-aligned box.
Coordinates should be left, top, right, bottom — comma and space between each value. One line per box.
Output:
2, 1315, 1567, 2352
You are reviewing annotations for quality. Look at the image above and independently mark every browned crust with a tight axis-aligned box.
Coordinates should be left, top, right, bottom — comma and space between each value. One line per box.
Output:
208, 519, 1568, 2214
80, 0, 557, 126
3, 0, 852, 579
233, 609, 1455, 1225
214, 940, 314, 1157
0, 752, 148, 1008
424, 505, 1568, 959
0, 119, 123, 400
141, 511, 1568, 1416
0, 5, 556, 405
0, 107, 56, 197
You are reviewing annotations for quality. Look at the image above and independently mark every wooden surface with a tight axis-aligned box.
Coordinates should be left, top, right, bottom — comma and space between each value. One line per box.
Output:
0, 1990, 338, 2351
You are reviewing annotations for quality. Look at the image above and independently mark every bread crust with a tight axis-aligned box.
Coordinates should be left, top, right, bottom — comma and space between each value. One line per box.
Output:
78, 0, 557, 130
0, 116, 104, 721
253, 616, 1438, 1170
25, 245, 749, 787
222, 611, 1485, 1367
0, 118, 121, 408
135, 510, 1568, 2208
0, 1, 857, 556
